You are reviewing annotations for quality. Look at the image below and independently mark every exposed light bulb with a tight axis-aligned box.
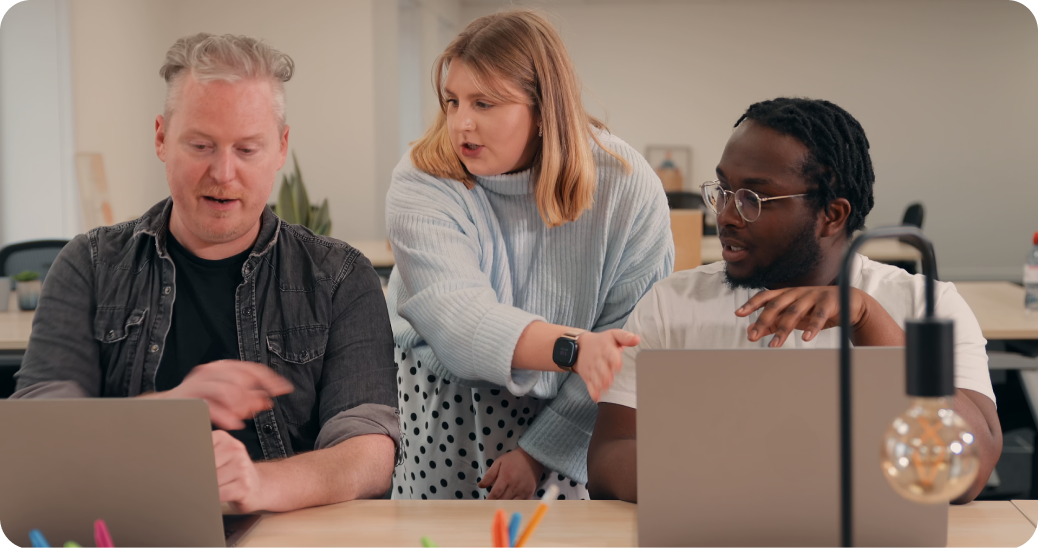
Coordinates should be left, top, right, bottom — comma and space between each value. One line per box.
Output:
880, 396, 979, 504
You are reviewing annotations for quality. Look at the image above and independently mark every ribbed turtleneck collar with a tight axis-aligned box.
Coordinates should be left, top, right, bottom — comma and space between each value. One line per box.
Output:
474, 168, 534, 196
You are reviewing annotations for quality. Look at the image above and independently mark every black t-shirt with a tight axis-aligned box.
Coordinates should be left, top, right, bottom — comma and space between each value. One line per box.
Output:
155, 232, 264, 461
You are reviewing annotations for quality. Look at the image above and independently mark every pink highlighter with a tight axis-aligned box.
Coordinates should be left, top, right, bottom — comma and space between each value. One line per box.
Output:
93, 520, 114, 548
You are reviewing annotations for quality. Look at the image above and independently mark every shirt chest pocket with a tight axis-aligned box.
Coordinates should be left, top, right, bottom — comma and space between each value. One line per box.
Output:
266, 325, 328, 426
93, 307, 148, 393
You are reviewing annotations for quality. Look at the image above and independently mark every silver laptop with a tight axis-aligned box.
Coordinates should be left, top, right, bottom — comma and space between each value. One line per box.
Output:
0, 399, 257, 547
636, 348, 947, 547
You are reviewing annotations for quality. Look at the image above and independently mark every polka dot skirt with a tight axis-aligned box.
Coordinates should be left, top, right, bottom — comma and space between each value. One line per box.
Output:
392, 348, 588, 501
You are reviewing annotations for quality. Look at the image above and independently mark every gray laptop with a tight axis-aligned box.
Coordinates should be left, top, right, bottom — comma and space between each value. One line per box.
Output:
636, 348, 947, 547
0, 399, 258, 547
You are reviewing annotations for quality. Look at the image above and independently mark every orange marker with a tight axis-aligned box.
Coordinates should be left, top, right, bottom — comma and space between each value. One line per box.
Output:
515, 485, 559, 548
492, 508, 508, 548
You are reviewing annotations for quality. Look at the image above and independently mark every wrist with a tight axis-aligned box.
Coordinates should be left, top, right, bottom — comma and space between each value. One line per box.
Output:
515, 446, 545, 476
552, 329, 585, 372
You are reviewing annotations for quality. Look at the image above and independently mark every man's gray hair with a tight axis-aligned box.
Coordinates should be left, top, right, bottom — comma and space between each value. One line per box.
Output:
160, 33, 294, 128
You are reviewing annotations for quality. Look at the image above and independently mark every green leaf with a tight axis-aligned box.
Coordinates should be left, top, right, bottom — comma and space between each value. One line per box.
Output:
310, 199, 331, 236
293, 179, 310, 225
276, 173, 297, 223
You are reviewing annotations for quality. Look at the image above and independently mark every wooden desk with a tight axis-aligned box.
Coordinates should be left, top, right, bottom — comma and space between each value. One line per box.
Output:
0, 293, 33, 351
955, 281, 1038, 340
236, 500, 1034, 547
1012, 499, 1038, 527
350, 239, 395, 269
700, 235, 922, 265
948, 500, 1036, 547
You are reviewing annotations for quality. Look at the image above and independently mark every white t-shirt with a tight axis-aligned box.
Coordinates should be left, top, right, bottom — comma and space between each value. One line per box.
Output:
600, 256, 996, 409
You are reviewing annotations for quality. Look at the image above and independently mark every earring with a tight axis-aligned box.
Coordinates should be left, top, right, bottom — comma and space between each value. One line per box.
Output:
538, 124, 543, 137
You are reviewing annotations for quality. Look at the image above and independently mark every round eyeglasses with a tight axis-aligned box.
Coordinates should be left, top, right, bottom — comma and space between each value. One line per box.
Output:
700, 180, 810, 223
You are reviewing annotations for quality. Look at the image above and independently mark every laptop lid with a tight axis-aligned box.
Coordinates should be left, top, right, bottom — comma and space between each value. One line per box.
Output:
0, 399, 226, 547
636, 348, 947, 547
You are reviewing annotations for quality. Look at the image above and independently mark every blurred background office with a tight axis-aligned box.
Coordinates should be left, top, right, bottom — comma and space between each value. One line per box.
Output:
1, 0, 1036, 497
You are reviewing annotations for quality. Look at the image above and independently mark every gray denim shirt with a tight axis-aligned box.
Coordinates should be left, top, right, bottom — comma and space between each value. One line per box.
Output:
13, 199, 401, 460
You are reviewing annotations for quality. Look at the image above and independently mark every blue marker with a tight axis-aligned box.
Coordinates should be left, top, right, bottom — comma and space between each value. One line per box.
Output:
29, 529, 51, 548
508, 512, 522, 548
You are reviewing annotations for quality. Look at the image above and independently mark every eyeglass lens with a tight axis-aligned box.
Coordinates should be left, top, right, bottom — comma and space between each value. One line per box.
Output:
704, 184, 762, 222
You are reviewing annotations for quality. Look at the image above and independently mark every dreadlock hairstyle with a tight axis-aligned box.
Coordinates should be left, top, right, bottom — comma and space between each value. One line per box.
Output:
734, 98, 874, 236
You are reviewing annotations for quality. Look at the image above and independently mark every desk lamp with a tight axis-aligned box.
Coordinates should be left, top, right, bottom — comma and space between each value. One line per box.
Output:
838, 227, 979, 547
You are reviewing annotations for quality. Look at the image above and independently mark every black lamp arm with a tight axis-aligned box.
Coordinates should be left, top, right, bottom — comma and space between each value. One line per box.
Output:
836, 225, 939, 547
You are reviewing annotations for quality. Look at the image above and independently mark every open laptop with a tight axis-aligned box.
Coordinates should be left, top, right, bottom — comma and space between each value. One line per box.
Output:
636, 347, 947, 547
0, 399, 260, 547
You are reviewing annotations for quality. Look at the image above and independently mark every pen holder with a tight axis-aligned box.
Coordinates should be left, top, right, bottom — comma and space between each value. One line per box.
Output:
16, 279, 41, 310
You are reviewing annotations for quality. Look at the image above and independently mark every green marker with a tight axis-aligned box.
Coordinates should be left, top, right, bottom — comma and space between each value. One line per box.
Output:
420, 536, 438, 547
63, 542, 81, 548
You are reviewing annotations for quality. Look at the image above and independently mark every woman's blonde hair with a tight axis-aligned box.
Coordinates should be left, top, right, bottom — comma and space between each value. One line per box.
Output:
410, 9, 631, 227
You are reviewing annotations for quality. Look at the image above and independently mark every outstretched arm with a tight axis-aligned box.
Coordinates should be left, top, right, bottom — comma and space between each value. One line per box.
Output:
213, 430, 394, 512
587, 403, 638, 502
951, 388, 1002, 504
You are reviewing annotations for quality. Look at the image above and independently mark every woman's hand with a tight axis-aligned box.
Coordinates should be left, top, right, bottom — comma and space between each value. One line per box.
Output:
479, 447, 545, 500
572, 330, 640, 402
735, 286, 903, 347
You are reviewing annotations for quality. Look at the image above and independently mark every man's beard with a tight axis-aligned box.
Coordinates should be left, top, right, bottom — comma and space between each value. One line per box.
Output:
724, 221, 823, 290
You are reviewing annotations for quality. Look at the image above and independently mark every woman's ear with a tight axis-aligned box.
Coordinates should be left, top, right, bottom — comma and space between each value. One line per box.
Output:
820, 197, 852, 238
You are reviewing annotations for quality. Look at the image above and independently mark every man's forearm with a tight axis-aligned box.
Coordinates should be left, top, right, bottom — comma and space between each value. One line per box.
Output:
587, 438, 637, 502
951, 389, 1003, 504
254, 434, 395, 512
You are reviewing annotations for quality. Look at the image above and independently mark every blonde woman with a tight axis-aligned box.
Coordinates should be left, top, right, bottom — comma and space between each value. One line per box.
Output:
386, 10, 673, 501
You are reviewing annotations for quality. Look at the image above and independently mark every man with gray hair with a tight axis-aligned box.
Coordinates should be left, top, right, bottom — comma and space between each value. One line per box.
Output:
13, 33, 400, 512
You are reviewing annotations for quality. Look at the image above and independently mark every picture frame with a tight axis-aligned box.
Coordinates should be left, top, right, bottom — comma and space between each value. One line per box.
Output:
645, 145, 692, 193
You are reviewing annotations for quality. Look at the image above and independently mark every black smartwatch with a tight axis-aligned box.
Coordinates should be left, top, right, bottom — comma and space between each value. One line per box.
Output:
552, 331, 583, 372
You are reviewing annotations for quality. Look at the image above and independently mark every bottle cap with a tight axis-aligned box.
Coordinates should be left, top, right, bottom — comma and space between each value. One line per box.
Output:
1033, 231, 1038, 245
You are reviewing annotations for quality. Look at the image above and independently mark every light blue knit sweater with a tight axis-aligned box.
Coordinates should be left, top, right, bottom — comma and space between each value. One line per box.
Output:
385, 131, 674, 482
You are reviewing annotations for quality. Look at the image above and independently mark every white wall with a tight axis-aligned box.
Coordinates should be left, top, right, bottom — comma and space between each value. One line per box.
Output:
0, 0, 80, 246
461, 0, 1038, 281
67, 0, 398, 241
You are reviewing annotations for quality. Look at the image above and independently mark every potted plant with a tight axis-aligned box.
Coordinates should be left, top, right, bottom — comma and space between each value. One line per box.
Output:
274, 152, 331, 236
12, 270, 41, 310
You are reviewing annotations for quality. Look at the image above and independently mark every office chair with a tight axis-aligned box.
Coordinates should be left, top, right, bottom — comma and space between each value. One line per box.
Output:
901, 202, 924, 229
895, 203, 925, 273
0, 239, 71, 287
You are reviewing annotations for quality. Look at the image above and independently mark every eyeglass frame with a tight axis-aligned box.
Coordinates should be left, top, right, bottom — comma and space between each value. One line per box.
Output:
700, 180, 811, 223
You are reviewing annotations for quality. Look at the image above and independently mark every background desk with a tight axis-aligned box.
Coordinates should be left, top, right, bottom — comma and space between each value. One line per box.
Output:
236, 500, 1034, 547
0, 293, 32, 351
0, 293, 32, 397
352, 236, 925, 273
955, 281, 1038, 341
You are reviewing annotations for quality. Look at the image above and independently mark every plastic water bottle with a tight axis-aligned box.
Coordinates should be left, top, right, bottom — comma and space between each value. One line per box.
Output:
1027, 231, 1038, 311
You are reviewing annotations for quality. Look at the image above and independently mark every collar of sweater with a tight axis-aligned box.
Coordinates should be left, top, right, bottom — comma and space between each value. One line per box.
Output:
475, 168, 534, 196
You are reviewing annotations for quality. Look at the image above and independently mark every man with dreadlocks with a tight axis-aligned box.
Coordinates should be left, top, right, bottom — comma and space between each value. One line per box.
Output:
586, 97, 1001, 504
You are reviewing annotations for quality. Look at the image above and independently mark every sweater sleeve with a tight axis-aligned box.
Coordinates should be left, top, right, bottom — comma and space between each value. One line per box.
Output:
386, 164, 545, 395
519, 140, 675, 482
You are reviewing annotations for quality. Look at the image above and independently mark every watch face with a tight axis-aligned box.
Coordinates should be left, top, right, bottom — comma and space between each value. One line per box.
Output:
553, 338, 578, 367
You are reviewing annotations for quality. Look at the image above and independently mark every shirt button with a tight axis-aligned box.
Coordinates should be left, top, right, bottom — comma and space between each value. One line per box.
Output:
149, 344, 159, 353
243, 264, 252, 274
300, 351, 309, 360
163, 286, 171, 295
107, 330, 116, 340
262, 424, 273, 434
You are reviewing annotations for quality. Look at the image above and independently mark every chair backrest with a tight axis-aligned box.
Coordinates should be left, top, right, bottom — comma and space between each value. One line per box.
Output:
665, 191, 705, 210
670, 210, 703, 272
0, 239, 71, 283
901, 202, 924, 228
